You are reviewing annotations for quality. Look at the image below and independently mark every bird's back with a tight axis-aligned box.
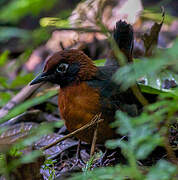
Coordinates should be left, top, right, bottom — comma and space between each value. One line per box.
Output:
87, 66, 140, 116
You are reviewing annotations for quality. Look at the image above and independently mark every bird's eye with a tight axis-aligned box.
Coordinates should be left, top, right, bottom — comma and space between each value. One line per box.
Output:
56, 63, 69, 73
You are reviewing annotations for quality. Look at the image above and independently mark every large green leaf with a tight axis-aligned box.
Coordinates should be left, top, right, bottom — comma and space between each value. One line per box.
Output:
0, 0, 58, 23
0, 50, 9, 66
113, 39, 178, 90
0, 27, 30, 42
142, 10, 177, 24
0, 89, 58, 124
10, 74, 35, 88
146, 160, 177, 180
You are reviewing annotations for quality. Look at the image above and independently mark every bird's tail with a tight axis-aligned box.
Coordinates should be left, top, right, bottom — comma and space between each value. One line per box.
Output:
113, 20, 134, 62
105, 21, 134, 66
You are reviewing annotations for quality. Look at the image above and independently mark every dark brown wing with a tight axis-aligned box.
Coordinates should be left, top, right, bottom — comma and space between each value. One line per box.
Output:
86, 66, 139, 118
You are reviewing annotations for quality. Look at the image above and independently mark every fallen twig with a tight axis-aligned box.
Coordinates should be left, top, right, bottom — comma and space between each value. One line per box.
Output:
0, 84, 42, 119
53, 27, 111, 33
40, 114, 104, 151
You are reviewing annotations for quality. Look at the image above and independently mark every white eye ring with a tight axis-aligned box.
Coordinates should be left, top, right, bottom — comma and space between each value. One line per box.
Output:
56, 63, 69, 73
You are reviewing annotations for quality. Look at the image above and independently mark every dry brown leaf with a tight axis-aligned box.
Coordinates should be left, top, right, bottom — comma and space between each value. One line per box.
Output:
141, 8, 165, 56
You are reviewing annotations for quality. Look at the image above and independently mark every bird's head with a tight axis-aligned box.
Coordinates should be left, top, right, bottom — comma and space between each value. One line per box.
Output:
30, 49, 97, 88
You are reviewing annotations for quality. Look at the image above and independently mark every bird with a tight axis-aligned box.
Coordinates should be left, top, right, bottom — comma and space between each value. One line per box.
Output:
30, 21, 140, 144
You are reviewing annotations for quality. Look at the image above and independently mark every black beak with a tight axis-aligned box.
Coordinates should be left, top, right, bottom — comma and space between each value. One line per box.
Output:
30, 72, 49, 85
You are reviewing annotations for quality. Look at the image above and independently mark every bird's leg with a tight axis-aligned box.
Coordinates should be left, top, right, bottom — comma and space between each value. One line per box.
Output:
76, 140, 81, 161
40, 117, 104, 151
71, 114, 102, 169
71, 140, 85, 169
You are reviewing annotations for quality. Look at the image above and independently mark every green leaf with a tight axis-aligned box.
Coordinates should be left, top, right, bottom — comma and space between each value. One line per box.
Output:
108, 111, 163, 160
71, 166, 123, 180
18, 150, 41, 164
0, 27, 30, 42
106, 138, 128, 150
8, 150, 42, 172
115, 111, 133, 134
57, 9, 72, 19
113, 39, 178, 90
140, 69, 178, 93
31, 28, 51, 46
0, 50, 9, 66
94, 59, 106, 66
142, 10, 176, 24
135, 134, 162, 159
40, 17, 69, 27
146, 160, 177, 180
0, 76, 8, 88
0, 89, 58, 123
138, 84, 175, 95
0, 0, 58, 23
9, 146, 23, 157
10, 73, 35, 88
0, 92, 12, 107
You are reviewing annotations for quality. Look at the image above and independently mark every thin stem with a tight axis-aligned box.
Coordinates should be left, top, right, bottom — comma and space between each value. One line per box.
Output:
40, 114, 103, 151
90, 113, 101, 157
